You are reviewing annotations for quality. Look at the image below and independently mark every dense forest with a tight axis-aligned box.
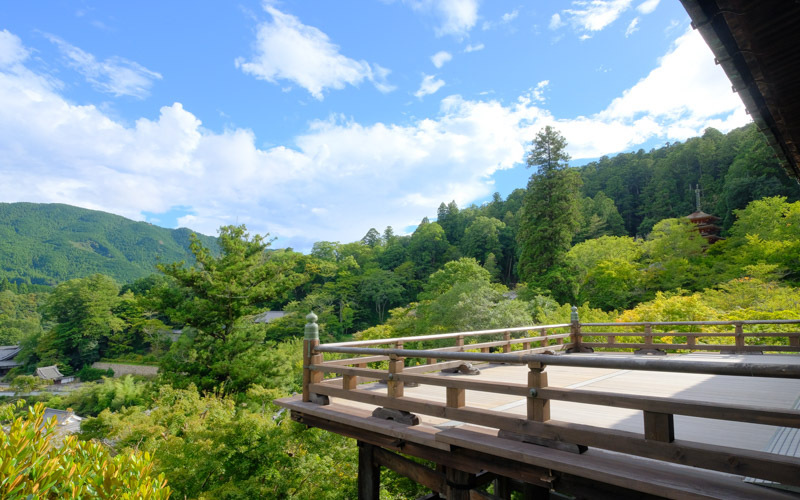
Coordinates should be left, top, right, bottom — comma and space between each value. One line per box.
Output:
0, 203, 218, 287
2, 122, 800, 498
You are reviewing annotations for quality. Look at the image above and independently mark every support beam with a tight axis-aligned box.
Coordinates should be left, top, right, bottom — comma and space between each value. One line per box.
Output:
358, 442, 380, 500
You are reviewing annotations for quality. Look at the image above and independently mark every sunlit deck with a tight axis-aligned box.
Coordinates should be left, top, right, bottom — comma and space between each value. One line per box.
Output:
278, 314, 800, 499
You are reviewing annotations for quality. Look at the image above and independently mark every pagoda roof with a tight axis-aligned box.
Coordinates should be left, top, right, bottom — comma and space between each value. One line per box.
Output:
687, 211, 721, 221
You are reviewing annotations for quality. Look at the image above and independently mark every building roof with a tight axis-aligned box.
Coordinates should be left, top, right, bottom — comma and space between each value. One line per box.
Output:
686, 211, 721, 222
253, 311, 287, 324
35, 365, 65, 380
0, 345, 20, 361
680, 0, 800, 182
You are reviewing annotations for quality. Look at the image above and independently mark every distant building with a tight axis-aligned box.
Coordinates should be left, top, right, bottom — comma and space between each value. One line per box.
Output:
253, 311, 287, 324
686, 185, 723, 243
0, 345, 21, 376
35, 365, 75, 384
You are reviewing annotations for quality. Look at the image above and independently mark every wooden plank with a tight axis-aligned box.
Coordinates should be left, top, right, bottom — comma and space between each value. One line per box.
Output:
581, 343, 800, 352
358, 442, 380, 500
438, 427, 798, 500
536, 387, 800, 428
307, 384, 800, 486
373, 446, 446, 493
643, 411, 675, 442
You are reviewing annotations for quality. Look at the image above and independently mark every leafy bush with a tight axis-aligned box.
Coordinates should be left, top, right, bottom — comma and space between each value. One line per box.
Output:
0, 400, 170, 499
77, 365, 115, 382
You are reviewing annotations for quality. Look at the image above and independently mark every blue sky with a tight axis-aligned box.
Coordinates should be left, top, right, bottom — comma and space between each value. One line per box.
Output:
0, 1, 747, 250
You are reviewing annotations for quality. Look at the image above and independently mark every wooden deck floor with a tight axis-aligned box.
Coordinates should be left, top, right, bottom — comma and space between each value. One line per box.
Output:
330, 353, 800, 452
280, 353, 800, 498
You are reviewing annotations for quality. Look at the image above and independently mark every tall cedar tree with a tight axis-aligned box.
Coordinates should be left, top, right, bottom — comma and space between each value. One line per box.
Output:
517, 126, 582, 300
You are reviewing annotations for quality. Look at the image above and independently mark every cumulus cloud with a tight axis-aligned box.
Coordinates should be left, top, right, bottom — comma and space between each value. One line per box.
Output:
0, 28, 748, 248
415, 74, 445, 98
403, 0, 479, 37
431, 50, 452, 68
549, 13, 565, 30
636, 0, 660, 14
236, 6, 393, 99
482, 8, 518, 30
46, 34, 161, 98
564, 0, 633, 33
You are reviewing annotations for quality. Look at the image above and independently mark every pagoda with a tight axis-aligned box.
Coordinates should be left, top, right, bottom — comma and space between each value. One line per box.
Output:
686, 185, 723, 243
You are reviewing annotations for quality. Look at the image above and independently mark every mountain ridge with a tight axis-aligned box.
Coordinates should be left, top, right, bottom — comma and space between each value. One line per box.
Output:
0, 202, 218, 286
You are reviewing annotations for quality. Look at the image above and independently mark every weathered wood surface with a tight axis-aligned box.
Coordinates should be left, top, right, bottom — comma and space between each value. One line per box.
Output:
279, 398, 800, 500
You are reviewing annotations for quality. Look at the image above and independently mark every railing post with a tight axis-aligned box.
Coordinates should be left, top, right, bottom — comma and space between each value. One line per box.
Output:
541, 328, 549, 349
456, 335, 464, 351
303, 312, 320, 403
503, 332, 511, 353
527, 362, 550, 422
568, 306, 591, 353
388, 354, 404, 398
735, 322, 745, 353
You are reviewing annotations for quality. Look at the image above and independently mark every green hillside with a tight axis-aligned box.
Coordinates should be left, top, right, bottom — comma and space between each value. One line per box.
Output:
0, 203, 218, 286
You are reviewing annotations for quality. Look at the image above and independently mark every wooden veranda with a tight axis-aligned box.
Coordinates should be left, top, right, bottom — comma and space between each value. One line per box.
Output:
277, 310, 800, 499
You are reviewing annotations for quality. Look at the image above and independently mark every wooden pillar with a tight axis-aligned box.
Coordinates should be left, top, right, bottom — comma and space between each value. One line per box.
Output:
527, 362, 550, 422
456, 335, 464, 351
541, 329, 549, 349
644, 411, 675, 443
734, 322, 745, 353
446, 387, 465, 408
358, 442, 380, 500
644, 323, 653, 348
687, 333, 696, 349
445, 467, 472, 500
568, 306, 589, 353
302, 312, 319, 403
503, 332, 511, 353
388, 354, 404, 398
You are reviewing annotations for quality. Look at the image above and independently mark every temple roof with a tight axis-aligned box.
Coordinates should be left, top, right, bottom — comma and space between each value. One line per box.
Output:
680, 0, 800, 182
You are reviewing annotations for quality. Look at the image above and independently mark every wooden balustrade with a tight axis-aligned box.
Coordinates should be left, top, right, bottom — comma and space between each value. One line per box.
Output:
295, 313, 800, 496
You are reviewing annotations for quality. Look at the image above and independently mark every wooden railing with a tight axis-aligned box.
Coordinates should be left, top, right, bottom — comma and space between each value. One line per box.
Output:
299, 311, 800, 489
577, 319, 800, 354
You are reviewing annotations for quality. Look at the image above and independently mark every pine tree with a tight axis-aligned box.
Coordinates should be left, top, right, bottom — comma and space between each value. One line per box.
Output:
517, 126, 582, 300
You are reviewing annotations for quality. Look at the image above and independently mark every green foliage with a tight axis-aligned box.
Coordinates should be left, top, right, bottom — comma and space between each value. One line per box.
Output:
83, 385, 359, 499
10, 374, 51, 395
0, 202, 217, 286
41, 274, 125, 369
0, 290, 44, 345
60, 375, 152, 417
0, 400, 170, 499
517, 127, 582, 301
76, 364, 115, 382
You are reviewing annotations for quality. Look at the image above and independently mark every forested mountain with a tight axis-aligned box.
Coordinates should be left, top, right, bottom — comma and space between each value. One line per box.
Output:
0, 203, 218, 286
579, 124, 799, 235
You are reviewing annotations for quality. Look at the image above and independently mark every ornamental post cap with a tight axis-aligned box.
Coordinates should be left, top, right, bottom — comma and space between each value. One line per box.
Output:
570, 306, 579, 322
304, 311, 319, 340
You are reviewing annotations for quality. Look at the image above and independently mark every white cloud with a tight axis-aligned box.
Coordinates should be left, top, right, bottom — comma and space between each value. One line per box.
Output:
403, 0, 479, 37
464, 43, 484, 53
0, 30, 29, 67
482, 8, 518, 30
415, 74, 445, 98
563, 0, 633, 33
0, 28, 748, 248
549, 13, 565, 30
531, 80, 549, 103
46, 34, 161, 98
236, 6, 393, 99
636, 0, 660, 14
625, 17, 639, 37
502, 10, 519, 23
431, 50, 453, 68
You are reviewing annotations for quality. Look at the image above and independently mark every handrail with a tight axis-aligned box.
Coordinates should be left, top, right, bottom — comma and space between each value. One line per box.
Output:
324, 323, 570, 347
582, 320, 800, 326
299, 312, 800, 488
315, 346, 800, 378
